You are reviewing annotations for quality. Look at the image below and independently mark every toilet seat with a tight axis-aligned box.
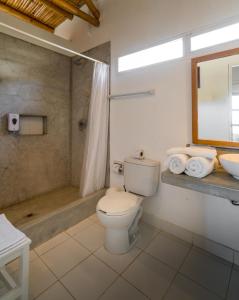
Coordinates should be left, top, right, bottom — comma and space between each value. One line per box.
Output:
97, 191, 141, 216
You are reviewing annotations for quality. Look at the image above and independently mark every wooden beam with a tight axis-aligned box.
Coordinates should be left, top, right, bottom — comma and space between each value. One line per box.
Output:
37, 0, 73, 20
52, 0, 99, 26
83, 0, 100, 19
0, 2, 54, 32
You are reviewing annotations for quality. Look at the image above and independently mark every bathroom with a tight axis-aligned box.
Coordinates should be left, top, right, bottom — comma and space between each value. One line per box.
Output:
1, 0, 239, 299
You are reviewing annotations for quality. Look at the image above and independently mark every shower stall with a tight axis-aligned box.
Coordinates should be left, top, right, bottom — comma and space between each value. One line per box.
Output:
0, 32, 110, 247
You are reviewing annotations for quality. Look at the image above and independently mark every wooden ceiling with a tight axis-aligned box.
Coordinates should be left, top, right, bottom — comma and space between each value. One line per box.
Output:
0, 0, 100, 32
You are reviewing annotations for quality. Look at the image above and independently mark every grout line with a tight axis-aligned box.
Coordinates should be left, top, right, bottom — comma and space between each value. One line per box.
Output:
178, 244, 193, 272
141, 247, 181, 273
33, 280, 60, 300
34, 233, 71, 256
138, 228, 160, 252
224, 258, 234, 300
178, 272, 225, 299
70, 231, 103, 254
161, 243, 193, 300
57, 252, 92, 280
64, 225, 94, 239
92, 246, 143, 276
34, 241, 94, 288
191, 245, 233, 267
59, 280, 78, 300
96, 274, 121, 299
14, 250, 58, 299
119, 274, 150, 299
176, 245, 229, 299
33, 278, 77, 300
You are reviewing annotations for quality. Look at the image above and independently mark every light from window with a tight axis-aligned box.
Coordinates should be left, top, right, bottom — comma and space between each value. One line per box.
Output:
232, 95, 239, 109
118, 38, 183, 72
191, 22, 239, 51
231, 95, 239, 141
232, 111, 239, 124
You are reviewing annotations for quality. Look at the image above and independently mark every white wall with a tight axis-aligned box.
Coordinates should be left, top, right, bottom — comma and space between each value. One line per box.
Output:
57, 0, 239, 251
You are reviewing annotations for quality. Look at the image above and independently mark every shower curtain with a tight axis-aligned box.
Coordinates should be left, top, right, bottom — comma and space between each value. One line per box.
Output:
80, 62, 109, 197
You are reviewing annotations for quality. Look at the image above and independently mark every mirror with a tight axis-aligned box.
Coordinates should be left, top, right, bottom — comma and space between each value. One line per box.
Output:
192, 48, 239, 147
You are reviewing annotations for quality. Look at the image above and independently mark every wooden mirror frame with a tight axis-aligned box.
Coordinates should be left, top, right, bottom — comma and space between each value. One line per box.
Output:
192, 48, 239, 148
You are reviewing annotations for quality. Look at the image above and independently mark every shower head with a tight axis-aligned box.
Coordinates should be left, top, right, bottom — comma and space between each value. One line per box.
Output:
73, 58, 84, 65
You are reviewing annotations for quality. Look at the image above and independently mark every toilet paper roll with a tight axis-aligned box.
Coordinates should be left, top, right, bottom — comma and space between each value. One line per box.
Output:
112, 162, 123, 174
133, 149, 145, 160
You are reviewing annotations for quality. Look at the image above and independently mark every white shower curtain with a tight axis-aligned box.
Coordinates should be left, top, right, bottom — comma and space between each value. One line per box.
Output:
80, 62, 109, 197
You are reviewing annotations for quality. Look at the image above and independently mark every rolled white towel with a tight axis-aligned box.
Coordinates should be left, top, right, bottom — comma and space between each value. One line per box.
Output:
167, 146, 217, 160
185, 157, 218, 178
167, 147, 186, 156
166, 154, 189, 175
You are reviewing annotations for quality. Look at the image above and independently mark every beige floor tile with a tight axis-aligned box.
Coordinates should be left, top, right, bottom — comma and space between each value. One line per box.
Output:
66, 218, 94, 236
41, 238, 90, 278
35, 282, 74, 300
61, 255, 118, 300
122, 252, 176, 300
7, 249, 38, 274
145, 232, 191, 269
28, 257, 57, 299
100, 277, 147, 300
74, 223, 105, 252
0, 274, 10, 297
35, 232, 69, 256
136, 222, 159, 249
227, 268, 239, 300
164, 274, 221, 300
180, 247, 232, 298
94, 246, 141, 273
89, 213, 101, 225
30, 250, 38, 261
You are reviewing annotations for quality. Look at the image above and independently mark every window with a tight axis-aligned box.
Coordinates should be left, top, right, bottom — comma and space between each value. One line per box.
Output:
118, 38, 183, 72
191, 22, 239, 51
231, 95, 239, 141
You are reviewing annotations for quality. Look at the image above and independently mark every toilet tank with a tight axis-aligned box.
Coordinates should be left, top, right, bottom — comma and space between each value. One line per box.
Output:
124, 157, 160, 196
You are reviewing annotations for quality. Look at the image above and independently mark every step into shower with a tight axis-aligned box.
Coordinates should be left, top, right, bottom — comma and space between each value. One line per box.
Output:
1, 187, 105, 248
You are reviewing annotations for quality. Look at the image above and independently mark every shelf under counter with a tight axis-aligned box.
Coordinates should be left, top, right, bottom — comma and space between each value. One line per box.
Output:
161, 169, 239, 201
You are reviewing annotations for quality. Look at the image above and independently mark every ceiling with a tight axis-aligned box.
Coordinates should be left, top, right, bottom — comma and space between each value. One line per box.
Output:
0, 0, 100, 32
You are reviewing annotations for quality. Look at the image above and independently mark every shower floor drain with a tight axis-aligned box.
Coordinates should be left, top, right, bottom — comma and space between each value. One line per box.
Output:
25, 213, 34, 218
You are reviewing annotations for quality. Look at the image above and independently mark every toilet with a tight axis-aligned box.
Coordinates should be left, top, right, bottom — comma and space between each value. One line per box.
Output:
96, 157, 160, 254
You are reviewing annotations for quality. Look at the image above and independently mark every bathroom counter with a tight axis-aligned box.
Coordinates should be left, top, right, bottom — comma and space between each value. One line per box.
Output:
161, 168, 239, 201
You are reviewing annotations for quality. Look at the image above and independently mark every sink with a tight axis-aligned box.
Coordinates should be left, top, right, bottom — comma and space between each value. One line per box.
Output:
219, 154, 239, 180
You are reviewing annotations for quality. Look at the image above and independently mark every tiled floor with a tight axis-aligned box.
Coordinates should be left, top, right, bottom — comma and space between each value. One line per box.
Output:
3, 214, 239, 300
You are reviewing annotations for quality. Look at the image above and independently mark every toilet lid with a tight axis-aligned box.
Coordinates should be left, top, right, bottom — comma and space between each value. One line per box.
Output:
97, 192, 140, 216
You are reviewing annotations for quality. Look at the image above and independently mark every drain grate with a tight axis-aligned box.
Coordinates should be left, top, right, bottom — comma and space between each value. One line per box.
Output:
25, 213, 34, 218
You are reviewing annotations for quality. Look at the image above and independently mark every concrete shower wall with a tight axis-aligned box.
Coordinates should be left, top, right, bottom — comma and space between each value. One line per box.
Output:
0, 33, 71, 209
71, 42, 110, 187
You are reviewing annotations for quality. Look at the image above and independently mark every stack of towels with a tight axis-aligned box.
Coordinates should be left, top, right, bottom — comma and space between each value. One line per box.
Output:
166, 147, 218, 178
0, 214, 27, 255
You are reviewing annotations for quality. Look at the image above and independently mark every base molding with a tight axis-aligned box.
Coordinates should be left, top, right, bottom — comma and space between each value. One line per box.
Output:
143, 212, 237, 265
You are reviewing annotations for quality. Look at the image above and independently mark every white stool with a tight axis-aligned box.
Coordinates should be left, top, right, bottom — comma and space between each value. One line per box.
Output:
0, 238, 31, 300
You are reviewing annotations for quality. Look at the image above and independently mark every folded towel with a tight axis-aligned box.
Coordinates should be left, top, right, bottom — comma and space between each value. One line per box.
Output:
167, 146, 217, 160
185, 157, 218, 178
166, 154, 189, 174
0, 214, 26, 253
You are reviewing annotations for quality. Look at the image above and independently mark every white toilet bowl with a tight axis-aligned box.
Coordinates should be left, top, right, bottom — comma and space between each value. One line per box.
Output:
96, 189, 143, 254
96, 157, 160, 254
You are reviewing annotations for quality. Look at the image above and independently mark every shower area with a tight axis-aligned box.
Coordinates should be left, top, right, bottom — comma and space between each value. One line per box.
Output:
0, 33, 110, 247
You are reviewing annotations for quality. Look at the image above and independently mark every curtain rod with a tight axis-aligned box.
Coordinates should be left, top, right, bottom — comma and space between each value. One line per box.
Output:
109, 89, 155, 100
0, 22, 107, 64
